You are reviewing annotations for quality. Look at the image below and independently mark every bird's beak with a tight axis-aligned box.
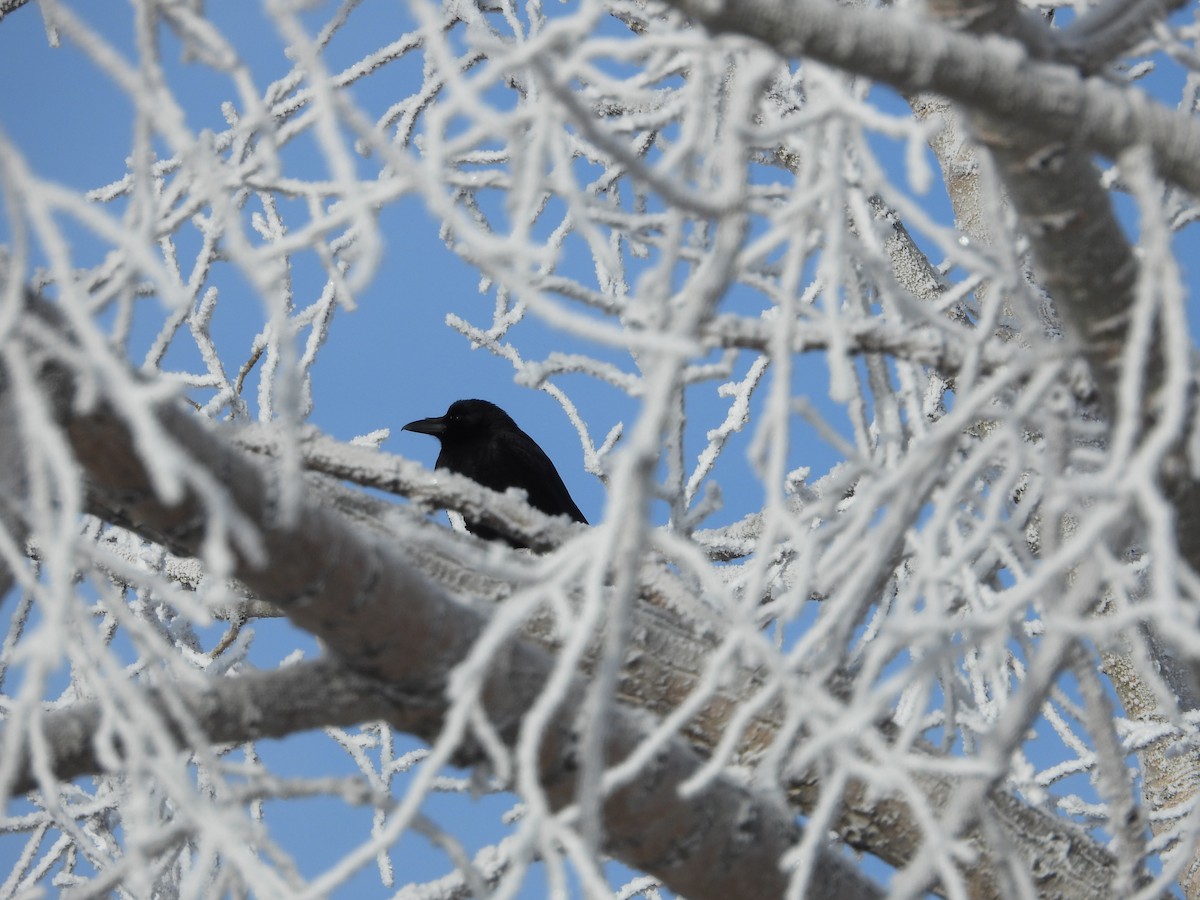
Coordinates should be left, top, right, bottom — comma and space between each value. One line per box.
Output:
401, 415, 447, 436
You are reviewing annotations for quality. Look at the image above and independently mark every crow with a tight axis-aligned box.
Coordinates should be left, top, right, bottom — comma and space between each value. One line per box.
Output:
402, 399, 587, 546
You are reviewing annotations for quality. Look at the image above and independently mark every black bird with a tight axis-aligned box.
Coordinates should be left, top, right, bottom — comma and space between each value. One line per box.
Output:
402, 399, 587, 545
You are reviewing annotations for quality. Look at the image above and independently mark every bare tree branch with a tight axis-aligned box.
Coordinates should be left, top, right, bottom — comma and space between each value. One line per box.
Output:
3, 292, 1147, 899
1057, 0, 1191, 73
2, 295, 879, 900
659, 0, 1200, 196
4, 659, 395, 795
5, 2, 1200, 894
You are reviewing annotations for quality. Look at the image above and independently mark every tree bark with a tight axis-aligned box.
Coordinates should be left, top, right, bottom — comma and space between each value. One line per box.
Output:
0, 296, 878, 900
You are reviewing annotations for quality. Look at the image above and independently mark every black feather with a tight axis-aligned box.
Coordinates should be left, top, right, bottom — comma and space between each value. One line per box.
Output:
402, 399, 587, 546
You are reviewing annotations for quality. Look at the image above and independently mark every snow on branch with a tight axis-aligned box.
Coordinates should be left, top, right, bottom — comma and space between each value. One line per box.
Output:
0, 290, 877, 900
660, 0, 1200, 196
4, 0, 1200, 895
0, 288, 1147, 898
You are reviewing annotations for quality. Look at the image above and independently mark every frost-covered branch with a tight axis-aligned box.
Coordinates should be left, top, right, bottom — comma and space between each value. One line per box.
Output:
0, 294, 876, 900
912, 2, 1200, 892
234, 425, 585, 553
659, 0, 1200, 196
6, 0, 1200, 895
3, 658, 393, 796
6, 292, 1150, 898
1056, 0, 1190, 73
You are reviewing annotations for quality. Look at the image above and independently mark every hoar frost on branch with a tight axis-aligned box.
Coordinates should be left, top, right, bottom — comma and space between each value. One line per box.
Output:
1, 0, 1200, 898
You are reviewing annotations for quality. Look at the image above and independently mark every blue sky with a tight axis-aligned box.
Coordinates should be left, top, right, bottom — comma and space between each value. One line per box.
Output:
0, 4, 664, 894
2, 1, 1199, 896
0, 1, 799, 530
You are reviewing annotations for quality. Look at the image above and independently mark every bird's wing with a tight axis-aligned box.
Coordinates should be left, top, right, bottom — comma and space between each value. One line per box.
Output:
494, 428, 588, 524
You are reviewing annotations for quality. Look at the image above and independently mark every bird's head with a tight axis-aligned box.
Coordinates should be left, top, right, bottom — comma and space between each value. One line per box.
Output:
401, 398, 515, 443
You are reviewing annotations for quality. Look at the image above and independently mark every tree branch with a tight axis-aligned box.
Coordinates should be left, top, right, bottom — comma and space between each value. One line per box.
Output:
659, 0, 1200, 197
919, 3, 1200, 894
3, 659, 396, 795
5, 289, 1135, 897
1056, 0, 1190, 74
4, 295, 879, 900
0, 0, 33, 25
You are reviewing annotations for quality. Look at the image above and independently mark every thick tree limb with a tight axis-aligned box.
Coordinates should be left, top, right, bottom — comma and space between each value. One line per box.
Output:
2, 299, 878, 900
660, 0, 1200, 198
156, 422, 1181, 898
919, 2, 1200, 894
4, 659, 396, 796
2, 294, 1162, 896
7, 413, 1123, 897
1056, 0, 1191, 74
647, 4, 1200, 894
